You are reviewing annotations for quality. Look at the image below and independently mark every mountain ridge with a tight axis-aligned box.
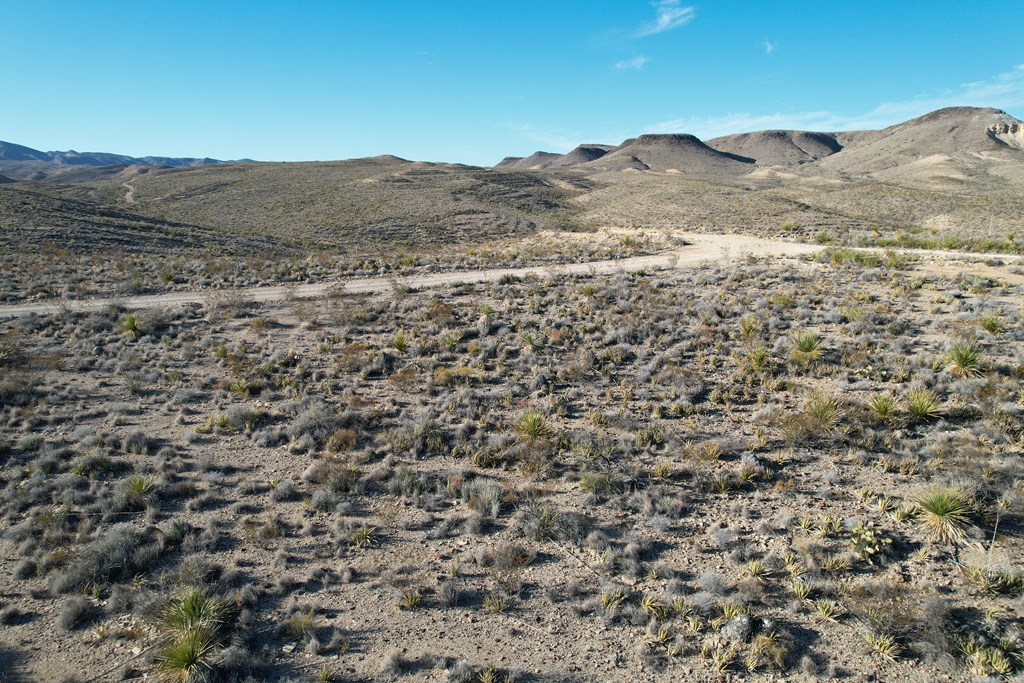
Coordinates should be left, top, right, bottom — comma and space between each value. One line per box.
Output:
0, 140, 244, 178
497, 107, 1023, 182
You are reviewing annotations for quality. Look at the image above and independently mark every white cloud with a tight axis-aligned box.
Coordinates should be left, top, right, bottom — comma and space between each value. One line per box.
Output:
634, 1, 695, 37
645, 64, 1024, 139
509, 124, 580, 152
614, 55, 649, 71
763, 40, 775, 55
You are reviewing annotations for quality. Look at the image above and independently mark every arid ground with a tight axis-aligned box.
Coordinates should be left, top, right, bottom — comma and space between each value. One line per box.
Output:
2, 107, 1024, 682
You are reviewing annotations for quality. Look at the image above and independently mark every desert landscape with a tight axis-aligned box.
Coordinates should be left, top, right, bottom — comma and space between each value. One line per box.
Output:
1, 103, 1024, 683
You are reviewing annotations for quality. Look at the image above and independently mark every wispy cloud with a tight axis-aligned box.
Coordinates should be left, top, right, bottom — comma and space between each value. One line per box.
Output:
634, 1, 695, 37
645, 64, 1024, 139
509, 124, 581, 152
762, 40, 776, 55
614, 55, 649, 71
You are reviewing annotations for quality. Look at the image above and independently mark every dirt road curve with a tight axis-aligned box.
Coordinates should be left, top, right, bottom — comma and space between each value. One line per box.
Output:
122, 180, 136, 205
0, 233, 1017, 318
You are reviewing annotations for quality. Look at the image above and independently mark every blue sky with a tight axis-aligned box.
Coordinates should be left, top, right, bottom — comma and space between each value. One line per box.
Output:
3, 1, 1023, 165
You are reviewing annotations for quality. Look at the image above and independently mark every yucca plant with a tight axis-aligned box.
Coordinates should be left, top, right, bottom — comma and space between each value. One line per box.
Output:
944, 342, 983, 378
738, 315, 761, 341
978, 313, 1004, 335
790, 331, 822, 366
746, 342, 772, 373
398, 587, 421, 610
122, 474, 156, 507
599, 588, 627, 612
865, 632, 900, 662
805, 394, 840, 434
519, 330, 543, 352
813, 599, 843, 622
640, 594, 668, 618
157, 628, 217, 682
350, 524, 378, 548
867, 394, 899, 422
120, 314, 144, 339
906, 388, 942, 423
161, 587, 226, 634
483, 591, 509, 613
917, 487, 971, 545
516, 410, 550, 441
390, 331, 409, 353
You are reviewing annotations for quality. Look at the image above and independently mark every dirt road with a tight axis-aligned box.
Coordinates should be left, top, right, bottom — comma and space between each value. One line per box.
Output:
0, 233, 1017, 318
122, 180, 136, 205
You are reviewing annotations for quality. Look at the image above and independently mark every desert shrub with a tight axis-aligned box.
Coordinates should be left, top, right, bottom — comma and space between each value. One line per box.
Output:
51, 524, 150, 593
0, 374, 35, 407
0, 605, 22, 625
224, 405, 263, 432
271, 480, 297, 502
16, 434, 44, 452
287, 402, 340, 445
122, 431, 153, 455
57, 596, 97, 631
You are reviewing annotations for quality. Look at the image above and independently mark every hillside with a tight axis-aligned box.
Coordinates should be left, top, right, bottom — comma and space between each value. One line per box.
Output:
494, 151, 563, 170
582, 133, 754, 174
57, 157, 589, 249
706, 130, 844, 166
0, 140, 233, 180
549, 144, 615, 167
814, 107, 1024, 190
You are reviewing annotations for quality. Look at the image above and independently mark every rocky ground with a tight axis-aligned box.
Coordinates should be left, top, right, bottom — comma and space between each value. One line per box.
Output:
1, 246, 1023, 682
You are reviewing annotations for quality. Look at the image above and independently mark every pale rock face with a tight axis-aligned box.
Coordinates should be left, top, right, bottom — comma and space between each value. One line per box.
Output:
988, 120, 1024, 150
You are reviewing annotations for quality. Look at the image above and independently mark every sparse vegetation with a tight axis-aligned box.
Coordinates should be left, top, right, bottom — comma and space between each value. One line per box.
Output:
1, 186, 1023, 681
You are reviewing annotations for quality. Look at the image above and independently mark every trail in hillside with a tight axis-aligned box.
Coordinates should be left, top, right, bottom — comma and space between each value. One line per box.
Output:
122, 180, 135, 205
0, 233, 1020, 318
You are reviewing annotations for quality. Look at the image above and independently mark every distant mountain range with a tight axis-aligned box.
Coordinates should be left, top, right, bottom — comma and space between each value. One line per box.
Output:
495, 106, 1024, 188
2, 106, 1022, 191
0, 140, 248, 180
